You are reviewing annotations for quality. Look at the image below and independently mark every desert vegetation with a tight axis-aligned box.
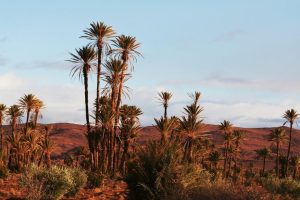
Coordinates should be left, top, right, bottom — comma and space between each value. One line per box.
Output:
1, 21, 300, 200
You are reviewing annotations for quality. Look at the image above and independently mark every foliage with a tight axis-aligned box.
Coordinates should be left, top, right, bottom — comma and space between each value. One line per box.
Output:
87, 171, 105, 188
20, 165, 86, 200
258, 176, 300, 199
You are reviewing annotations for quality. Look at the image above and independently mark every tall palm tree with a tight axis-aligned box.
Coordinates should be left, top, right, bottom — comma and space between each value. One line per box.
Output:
82, 22, 115, 126
19, 94, 37, 133
157, 91, 172, 119
255, 147, 271, 175
111, 35, 141, 133
283, 109, 299, 177
290, 156, 300, 179
119, 105, 142, 173
154, 117, 176, 144
269, 127, 286, 177
233, 130, 245, 171
32, 99, 44, 128
0, 104, 6, 150
208, 150, 220, 170
219, 120, 233, 178
6, 105, 23, 136
179, 92, 204, 163
68, 46, 97, 134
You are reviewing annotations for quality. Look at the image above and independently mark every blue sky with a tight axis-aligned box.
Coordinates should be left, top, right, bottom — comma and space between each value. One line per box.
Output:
0, 0, 300, 127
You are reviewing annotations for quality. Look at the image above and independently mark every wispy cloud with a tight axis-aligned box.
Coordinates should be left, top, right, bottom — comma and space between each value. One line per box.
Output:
14, 60, 71, 70
212, 30, 247, 42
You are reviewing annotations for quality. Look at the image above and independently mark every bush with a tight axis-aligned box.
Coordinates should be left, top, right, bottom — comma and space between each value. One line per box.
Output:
87, 171, 105, 188
0, 165, 9, 179
66, 168, 87, 197
259, 176, 300, 198
20, 165, 87, 200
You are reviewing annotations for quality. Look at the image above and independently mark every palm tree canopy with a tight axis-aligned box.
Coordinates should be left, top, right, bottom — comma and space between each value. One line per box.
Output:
82, 21, 115, 49
157, 91, 172, 108
6, 105, 23, 123
219, 120, 233, 133
283, 109, 299, 124
111, 35, 142, 63
269, 128, 286, 143
68, 45, 97, 80
19, 94, 37, 111
256, 147, 271, 159
0, 104, 7, 120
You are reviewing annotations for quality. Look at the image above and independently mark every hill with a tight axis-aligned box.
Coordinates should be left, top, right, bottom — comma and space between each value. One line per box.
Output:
46, 123, 300, 162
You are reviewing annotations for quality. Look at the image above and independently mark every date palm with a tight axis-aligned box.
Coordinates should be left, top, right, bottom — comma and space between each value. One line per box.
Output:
32, 99, 45, 128
68, 45, 97, 134
82, 22, 115, 127
208, 150, 220, 170
157, 91, 172, 119
269, 127, 286, 177
283, 109, 299, 177
0, 104, 6, 150
6, 105, 23, 136
233, 130, 245, 171
119, 105, 142, 173
179, 92, 204, 163
19, 94, 37, 133
255, 147, 271, 175
154, 116, 176, 144
290, 156, 300, 179
219, 120, 233, 178
111, 35, 141, 134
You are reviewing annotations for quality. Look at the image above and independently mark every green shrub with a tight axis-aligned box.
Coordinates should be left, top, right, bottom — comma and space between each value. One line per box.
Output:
259, 176, 300, 198
87, 171, 105, 188
66, 168, 87, 197
20, 165, 87, 200
0, 165, 9, 179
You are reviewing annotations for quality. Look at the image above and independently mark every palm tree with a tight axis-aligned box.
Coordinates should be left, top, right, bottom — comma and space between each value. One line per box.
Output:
68, 45, 97, 134
283, 109, 299, 177
6, 131, 23, 170
290, 156, 300, 179
32, 99, 44, 128
219, 120, 233, 178
19, 94, 37, 133
0, 104, 6, 150
232, 130, 245, 171
269, 127, 286, 177
157, 91, 172, 119
6, 105, 23, 136
111, 35, 141, 135
38, 125, 54, 168
179, 92, 204, 163
154, 117, 176, 144
82, 22, 115, 126
255, 147, 271, 175
208, 151, 220, 170
119, 105, 142, 174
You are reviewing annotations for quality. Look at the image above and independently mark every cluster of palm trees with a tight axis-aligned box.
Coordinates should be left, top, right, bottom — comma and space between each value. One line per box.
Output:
0, 94, 55, 171
68, 21, 142, 174
153, 91, 300, 180
254, 109, 299, 178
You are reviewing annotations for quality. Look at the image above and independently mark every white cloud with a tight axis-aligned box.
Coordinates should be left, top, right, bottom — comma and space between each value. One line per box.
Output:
0, 72, 298, 128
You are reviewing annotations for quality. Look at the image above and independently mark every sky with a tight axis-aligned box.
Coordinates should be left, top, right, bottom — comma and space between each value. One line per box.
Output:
0, 0, 300, 127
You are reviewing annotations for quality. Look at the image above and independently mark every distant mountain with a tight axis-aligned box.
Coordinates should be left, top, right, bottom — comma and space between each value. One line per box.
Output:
46, 123, 300, 161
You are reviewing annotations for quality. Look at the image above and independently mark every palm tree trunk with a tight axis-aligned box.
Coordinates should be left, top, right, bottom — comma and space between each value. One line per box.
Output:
293, 167, 297, 179
223, 142, 228, 178
276, 142, 279, 177
263, 157, 266, 174
120, 139, 129, 174
164, 105, 167, 119
34, 110, 39, 128
286, 122, 293, 177
25, 109, 30, 133
83, 67, 90, 133
95, 45, 103, 127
